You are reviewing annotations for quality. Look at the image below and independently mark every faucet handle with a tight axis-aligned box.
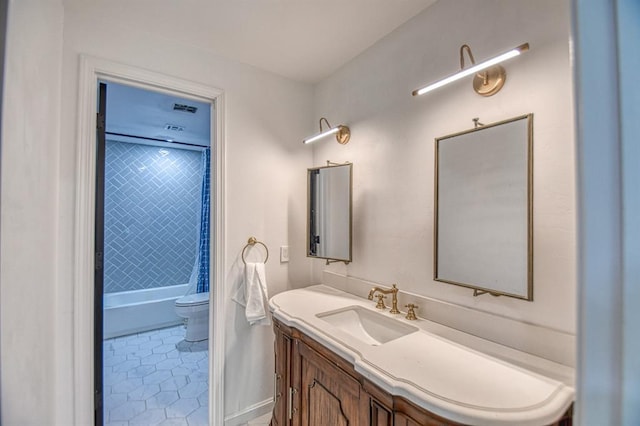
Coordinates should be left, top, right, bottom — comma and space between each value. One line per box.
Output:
375, 294, 387, 310
405, 304, 419, 320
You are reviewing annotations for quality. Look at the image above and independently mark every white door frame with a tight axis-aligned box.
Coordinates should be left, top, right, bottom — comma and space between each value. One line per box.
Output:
73, 55, 226, 425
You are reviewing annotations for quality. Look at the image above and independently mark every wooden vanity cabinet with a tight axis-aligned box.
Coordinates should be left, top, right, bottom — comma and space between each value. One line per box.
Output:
273, 319, 386, 426
393, 398, 465, 426
272, 322, 291, 426
295, 336, 367, 425
272, 319, 458, 426
362, 379, 394, 426
272, 318, 571, 426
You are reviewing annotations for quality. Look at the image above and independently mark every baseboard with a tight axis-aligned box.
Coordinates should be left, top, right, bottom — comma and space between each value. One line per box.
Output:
224, 398, 273, 426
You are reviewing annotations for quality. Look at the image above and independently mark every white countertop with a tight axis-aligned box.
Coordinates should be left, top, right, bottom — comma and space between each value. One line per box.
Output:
269, 285, 575, 426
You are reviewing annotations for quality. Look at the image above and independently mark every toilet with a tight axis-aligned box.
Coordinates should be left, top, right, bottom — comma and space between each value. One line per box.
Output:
174, 292, 210, 342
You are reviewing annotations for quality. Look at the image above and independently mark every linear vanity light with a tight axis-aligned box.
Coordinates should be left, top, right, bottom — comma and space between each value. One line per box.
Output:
412, 43, 529, 97
303, 117, 351, 145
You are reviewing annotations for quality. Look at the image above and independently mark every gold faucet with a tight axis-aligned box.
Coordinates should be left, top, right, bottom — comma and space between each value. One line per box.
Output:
368, 284, 400, 314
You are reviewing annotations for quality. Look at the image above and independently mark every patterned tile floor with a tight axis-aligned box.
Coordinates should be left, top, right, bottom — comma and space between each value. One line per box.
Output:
103, 325, 209, 426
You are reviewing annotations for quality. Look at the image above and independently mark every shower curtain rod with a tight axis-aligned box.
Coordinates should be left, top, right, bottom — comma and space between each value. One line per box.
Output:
105, 131, 208, 149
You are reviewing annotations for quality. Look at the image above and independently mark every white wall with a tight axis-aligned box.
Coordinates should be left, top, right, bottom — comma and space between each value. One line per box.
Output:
0, 0, 64, 424
311, 0, 576, 335
1, 3, 314, 424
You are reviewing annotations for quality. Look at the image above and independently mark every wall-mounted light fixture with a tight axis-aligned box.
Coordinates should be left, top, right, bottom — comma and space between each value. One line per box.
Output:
412, 43, 529, 97
303, 117, 351, 145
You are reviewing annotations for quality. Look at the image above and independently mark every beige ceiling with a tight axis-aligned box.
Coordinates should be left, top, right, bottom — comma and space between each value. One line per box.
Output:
63, 0, 437, 83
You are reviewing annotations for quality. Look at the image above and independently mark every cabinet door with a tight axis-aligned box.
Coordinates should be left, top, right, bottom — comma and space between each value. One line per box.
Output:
394, 412, 423, 426
395, 408, 461, 426
297, 340, 363, 426
369, 399, 392, 426
272, 325, 292, 426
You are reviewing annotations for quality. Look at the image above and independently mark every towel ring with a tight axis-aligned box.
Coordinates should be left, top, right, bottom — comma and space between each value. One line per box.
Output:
242, 237, 269, 265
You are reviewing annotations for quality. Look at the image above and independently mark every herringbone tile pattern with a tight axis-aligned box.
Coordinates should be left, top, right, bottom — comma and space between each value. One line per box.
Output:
104, 141, 203, 293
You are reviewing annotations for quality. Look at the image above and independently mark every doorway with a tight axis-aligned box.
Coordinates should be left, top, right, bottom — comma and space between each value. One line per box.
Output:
96, 81, 213, 425
73, 57, 226, 426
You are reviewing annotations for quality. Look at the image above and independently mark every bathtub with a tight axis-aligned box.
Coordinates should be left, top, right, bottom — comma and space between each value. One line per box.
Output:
103, 284, 189, 339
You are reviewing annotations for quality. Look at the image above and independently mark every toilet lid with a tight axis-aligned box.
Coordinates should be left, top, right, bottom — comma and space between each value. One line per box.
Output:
175, 292, 210, 307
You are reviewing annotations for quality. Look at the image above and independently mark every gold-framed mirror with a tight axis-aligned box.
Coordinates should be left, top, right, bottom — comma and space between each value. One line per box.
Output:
434, 114, 533, 300
307, 162, 352, 264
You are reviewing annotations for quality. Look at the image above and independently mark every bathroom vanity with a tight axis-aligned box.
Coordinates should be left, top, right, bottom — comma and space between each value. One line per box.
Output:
269, 286, 574, 426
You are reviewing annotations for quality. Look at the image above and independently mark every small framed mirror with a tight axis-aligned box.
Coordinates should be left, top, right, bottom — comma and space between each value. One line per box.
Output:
434, 114, 533, 300
307, 162, 352, 263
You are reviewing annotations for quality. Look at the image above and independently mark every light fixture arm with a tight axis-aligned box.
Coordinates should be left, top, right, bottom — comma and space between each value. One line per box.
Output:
460, 44, 490, 85
319, 117, 333, 132
459, 44, 476, 68
460, 44, 501, 93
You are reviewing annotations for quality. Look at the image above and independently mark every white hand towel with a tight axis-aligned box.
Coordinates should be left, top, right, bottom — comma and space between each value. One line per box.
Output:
238, 262, 271, 326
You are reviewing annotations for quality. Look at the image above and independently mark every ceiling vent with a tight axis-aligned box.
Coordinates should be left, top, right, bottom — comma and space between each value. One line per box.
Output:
164, 124, 185, 132
173, 103, 198, 113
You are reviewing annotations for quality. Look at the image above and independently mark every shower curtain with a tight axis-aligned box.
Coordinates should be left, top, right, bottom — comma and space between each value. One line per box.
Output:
187, 148, 211, 294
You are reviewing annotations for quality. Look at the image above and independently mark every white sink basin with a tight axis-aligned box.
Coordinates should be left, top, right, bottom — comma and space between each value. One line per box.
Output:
316, 305, 418, 346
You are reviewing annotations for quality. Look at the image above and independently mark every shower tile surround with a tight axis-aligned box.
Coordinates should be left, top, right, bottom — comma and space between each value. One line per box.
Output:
104, 141, 204, 293
103, 326, 210, 426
